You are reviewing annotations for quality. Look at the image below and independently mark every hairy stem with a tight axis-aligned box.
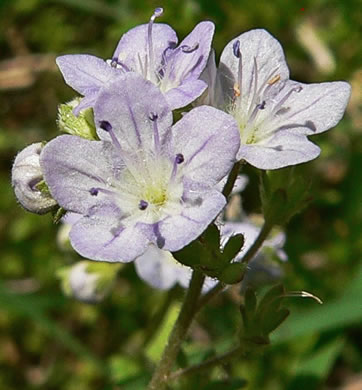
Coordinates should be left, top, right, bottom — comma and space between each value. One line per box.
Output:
240, 221, 273, 265
222, 161, 242, 199
147, 270, 205, 390
169, 346, 244, 381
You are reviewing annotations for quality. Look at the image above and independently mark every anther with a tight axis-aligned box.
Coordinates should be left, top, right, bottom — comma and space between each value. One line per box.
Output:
233, 40, 241, 58
267, 74, 281, 85
149, 112, 158, 121
99, 120, 112, 132
139, 200, 149, 210
148, 8, 164, 82
153, 7, 163, 18
180, 43, 199, 53
89, 188, 99, 196
258, 100, 266, 110
175, 153, 184, 164
110, 59, 118, 68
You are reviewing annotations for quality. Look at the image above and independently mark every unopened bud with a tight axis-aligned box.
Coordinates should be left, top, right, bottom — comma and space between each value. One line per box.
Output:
12, 142, 57, 214
57, 98, 98, 140
57, 261, 121, 303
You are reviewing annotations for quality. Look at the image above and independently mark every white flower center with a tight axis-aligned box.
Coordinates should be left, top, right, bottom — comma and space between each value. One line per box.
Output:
228, 42, 302, 146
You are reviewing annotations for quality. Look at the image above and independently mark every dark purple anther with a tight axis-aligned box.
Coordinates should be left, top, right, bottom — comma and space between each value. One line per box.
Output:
90, 188, 99, 196
258, 100, 266, 110
233, 40, 241, 58
139, 200, 148, 210
175, 153, 184, 164
149, 112, 158, 121
111, 58, 118, 68
99, 120, 112, 132
180, 43, 199, 53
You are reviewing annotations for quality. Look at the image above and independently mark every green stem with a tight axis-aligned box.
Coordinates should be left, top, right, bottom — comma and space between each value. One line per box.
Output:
240, 221, 273, 265
222, 161, 242, 199
169, 346, 244, 381
147, 270, 205, 390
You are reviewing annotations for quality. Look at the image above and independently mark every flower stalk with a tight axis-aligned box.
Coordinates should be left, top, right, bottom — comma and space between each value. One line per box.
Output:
147, 270, 205, 390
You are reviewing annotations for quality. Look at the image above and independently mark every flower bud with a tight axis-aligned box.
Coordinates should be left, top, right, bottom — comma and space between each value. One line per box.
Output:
57, 98, 98, 140
12, 142, 57, 214
57, 261, 121, 303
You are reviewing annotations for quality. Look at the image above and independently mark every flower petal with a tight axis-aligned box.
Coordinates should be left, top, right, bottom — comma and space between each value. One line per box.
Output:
270, 81, 351, 135
164, 79, 207, 110
56, 54, 119, 95
238, 130, 321, 169
171, 106, 240, 186
147, 189, 226, 252
70, 204, 150, 262
219, 29, 290, 102
94, 73, 173, 151
134, 246, 188, 290
112, 23, 178, 75
40, 135, 117, 214
168, 21, 215, 84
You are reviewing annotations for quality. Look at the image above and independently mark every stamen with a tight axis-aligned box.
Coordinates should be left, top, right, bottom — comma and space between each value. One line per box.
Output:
268, 74, 281, 85
180, 43, 199, 53
247, 57, 259, 116
89, 187, 115, 196
148, 7, 164, 80
139, 200, 149, 210
232, 40, 241, 58
272, 85, 303, 114
175, 153, 184, 164
232, 42, 243, 104
110, 58, 131, 71
247, 101, 266, 125
100, 120, 124, 151
171, 153, 184, 180
149, 112, 160, 153
90, 188, 98, 196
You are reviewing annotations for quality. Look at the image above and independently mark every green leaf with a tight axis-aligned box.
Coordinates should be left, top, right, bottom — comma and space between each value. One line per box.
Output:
222, 233, 245, 262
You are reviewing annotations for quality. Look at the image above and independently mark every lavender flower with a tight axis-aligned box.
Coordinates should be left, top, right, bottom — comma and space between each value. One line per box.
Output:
40, 73, 240, 262
199, 29, 351, 169
56, 8, 214, 114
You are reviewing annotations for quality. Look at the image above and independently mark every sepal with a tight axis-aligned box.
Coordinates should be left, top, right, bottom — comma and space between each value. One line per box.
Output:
239, 284, 290, 347
260, 167, 312, 225
57, 98, 98, 140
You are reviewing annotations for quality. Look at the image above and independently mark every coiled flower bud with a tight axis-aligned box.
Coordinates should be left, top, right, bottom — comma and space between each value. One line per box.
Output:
12, 142, 57, 214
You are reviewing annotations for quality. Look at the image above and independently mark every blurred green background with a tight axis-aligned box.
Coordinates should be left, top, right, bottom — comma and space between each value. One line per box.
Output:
0, 0, 361, 389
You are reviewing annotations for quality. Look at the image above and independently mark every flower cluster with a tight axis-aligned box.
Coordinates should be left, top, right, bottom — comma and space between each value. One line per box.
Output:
12, 8, 350, 293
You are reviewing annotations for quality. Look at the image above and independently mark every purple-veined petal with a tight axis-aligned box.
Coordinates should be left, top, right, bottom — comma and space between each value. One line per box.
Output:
269, 80, 351, 135
94, 73, 173, 151
219, 29, 290, 102
237, 130, 321, 169
171, 105, 240, 186
167, 21, 215, 84
112, 23, 178, 77
40, 135, 117, 214
197, 49, 226, 108
56, 54, 120, 95
164, 79, 207, 110
70, 204, 150, 262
